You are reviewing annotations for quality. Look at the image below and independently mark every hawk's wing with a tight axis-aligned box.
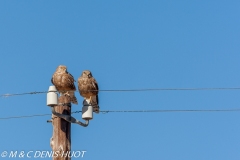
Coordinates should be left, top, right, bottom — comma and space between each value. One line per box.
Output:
92, 78, 99, 104
92, 80, 98, 93
52, 72, 76, 92
51, 77, 54, 85
62, 73, 76, 91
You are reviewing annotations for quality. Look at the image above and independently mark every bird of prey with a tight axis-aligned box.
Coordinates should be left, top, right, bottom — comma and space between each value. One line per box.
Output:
78, 70, 99, 113
51, 65, 78, 104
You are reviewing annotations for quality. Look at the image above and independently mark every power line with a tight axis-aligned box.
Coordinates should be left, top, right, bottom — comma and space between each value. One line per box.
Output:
98, 87, 240, 91
0, 91, 47, 97
100, 109, 240, 113
1, 109, 240, 120
0, 110, 80, 120
1, 87, 240, 97
0, 113, 52, 120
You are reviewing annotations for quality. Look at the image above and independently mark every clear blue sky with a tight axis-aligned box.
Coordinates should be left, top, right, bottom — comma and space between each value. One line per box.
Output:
1, 1, 240, 160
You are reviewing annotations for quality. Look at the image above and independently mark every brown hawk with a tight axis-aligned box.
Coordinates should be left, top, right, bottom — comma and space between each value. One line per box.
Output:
51, 65, 78, 104
78, 70, 99, 113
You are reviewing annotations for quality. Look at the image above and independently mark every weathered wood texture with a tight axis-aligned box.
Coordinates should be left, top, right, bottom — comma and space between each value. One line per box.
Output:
51, 95, 71, 160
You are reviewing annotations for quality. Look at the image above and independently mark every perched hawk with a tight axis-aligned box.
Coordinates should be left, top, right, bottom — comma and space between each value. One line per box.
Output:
78, 70, 99, 113
51, 65, 78, 104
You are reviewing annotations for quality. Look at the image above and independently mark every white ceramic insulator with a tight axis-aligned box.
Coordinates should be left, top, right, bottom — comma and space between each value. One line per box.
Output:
47, 86, 58, 106
82, 99, 93, 120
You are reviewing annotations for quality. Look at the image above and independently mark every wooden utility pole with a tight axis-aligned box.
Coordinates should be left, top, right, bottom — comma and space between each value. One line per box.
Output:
50, 95, 71, 160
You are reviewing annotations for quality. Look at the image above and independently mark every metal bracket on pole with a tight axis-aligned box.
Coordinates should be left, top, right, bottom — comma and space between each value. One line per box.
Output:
50, 106, 89, 127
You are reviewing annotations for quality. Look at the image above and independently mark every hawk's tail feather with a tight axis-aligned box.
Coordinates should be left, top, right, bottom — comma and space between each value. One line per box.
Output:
71, 95, 78, 105
89, 95, 99, 114
65, 91, 78, 105
93, 105, 100, 114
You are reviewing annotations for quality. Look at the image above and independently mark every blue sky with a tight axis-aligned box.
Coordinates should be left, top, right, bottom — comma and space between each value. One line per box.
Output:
1, 1, 240, 160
